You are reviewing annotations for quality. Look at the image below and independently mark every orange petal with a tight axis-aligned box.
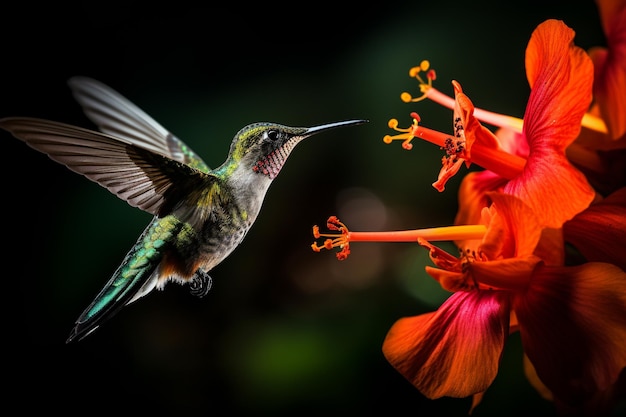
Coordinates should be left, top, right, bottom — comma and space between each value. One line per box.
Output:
507, 19, 595, 228
454, 128, 528, 231
566, 142, 626, 197
483, 192, 543, 259
589, 1, 626, 140
504, 153, 595, 229
382, 290, 510, 399
432, 155, 465, 192
523, 353, 554, 401
468, 256, 542, 291
564, 187, 626, 270
433, 83, 516, 191
594, 0, 626, 28
514, 262, 626, 408
495, 127, 529, 157
455, 171, 506, 227
533, 227, 565, 267
424, 266, 466, 292
571, 111, 626, 151
524, 20, 593, 140
452, 84, 509, 163
469, 391, 486, 415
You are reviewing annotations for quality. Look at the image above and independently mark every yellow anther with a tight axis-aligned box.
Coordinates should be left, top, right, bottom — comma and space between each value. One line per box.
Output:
404, 60, 437, 103
382, 113, 421, 150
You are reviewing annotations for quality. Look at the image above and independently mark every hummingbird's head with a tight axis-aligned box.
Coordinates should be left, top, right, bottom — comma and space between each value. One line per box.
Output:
229, 119, 367, 180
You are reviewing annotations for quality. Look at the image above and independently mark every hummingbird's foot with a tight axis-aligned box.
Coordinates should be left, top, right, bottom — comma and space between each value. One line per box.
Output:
189, 269, 212, 298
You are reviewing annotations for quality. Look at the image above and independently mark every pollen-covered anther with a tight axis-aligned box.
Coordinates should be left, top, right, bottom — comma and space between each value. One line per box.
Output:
454, 249, 481, 290
310, 216, 351, 260
382, 112, 421, 150
443, 137, 465, 158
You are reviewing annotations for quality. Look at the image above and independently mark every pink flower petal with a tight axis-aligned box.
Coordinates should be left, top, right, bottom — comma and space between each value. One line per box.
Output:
382, 290, 510, 399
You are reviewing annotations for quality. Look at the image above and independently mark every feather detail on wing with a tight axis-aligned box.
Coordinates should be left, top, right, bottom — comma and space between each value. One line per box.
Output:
0, 117, 216, 217
68, 76, 211, 173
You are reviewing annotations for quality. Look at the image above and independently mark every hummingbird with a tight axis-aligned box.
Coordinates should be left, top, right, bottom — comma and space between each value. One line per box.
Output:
0, 76, 367, 343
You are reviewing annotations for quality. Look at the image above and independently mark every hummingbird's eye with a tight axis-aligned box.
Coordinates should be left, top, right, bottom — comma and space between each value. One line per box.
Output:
266, 130, 279, 141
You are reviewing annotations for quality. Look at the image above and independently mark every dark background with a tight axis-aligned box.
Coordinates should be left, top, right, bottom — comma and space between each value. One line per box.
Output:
2, 1, 619, 415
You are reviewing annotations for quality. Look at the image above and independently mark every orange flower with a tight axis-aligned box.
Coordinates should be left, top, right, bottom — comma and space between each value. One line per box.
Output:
381, 193, 626, 415
381, 20, 626, 414
310, 194, 626, 415
385, 20, 597, 229
311, 15, 626, 416
312, 19, 626, 415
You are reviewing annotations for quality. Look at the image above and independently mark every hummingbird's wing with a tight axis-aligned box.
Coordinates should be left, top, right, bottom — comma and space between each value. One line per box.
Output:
68, 76, 211, 174
0, 118, 227, 343
0, 117, 215, 217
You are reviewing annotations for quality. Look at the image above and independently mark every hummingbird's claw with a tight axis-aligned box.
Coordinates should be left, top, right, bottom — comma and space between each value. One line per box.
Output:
189, 269, 213, 298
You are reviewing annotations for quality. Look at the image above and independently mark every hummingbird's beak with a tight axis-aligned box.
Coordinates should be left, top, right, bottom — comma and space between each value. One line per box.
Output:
304, 119, 368, 138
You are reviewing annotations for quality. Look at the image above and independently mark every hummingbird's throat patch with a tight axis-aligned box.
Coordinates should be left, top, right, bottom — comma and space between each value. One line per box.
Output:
252, 142, 294, 179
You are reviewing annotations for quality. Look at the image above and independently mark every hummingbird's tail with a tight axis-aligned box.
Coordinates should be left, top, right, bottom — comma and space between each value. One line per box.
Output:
66, 272, 159, 343
66, 216, 176, 343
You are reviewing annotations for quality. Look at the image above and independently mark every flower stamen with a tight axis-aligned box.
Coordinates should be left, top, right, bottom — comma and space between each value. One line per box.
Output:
382, 112, 421, 150
384, 112, 527, 184
400, 60, 437, 103
400, 60, 607, 134
311, 216, 487, 260
311, 216, 351, 260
